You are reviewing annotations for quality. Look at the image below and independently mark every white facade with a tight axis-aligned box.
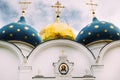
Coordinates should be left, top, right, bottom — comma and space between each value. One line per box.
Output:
0, 39, 120, 80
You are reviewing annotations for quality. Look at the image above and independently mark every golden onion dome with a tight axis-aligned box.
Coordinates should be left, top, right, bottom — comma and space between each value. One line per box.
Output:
40, 1, 75, 42
40, 21, 75, 42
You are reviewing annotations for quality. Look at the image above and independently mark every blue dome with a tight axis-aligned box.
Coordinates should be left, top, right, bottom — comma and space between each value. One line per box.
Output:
76, 17, 120, 45
0, 16, 42, 47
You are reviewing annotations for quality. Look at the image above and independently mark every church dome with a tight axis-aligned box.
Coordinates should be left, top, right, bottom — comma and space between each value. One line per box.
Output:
76, 17, 120, 45
40, 21, 75, 42
0, 16, 42, 47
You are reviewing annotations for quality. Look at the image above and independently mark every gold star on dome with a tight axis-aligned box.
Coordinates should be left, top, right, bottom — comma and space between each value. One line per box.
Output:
51, 1, 65, 22
35, 42, 38, 45
88, 32, 92, 35
24, 36, 28, 39
110, 26, 114, 29
9, 25, 14, 28
96, 34, 100, 37
94, 25, 99, 29
9, 34, 13, 37
32, 33, 35, 37
101, 21, 106, 24
24, 26, 29, 30
80, 31, 84, 34
86, 0, 98, 17
19, 0, 31, 16
17, 29, 21, 32
104, 29, 108, 32
2, 30, 5, 34
83, 39, 86, 42
117, 33, 120, 36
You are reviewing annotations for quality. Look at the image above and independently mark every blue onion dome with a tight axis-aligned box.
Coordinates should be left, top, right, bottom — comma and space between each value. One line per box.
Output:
0, 16, 42, 47
76, 17, 120, 45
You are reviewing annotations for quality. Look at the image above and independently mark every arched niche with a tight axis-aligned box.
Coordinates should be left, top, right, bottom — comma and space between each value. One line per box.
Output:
28, 40, 95, 77
0, 41, 24, 80
98, 40, 120, 80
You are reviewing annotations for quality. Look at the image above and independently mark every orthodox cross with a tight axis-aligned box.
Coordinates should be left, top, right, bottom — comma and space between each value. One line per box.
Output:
51, 1, 65, 18
86, 0, 98, 17
19, 0, 31, 16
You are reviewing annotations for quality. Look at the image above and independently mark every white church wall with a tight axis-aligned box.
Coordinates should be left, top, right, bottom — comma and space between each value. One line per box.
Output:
28, 40, 95, 78
0, 41, 24, 80
97, 40, 120, 80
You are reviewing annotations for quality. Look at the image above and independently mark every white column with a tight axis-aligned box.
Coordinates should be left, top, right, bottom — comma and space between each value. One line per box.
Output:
19, 58, 32, 80
91, 65, 104, 80
18, 65, 32, 80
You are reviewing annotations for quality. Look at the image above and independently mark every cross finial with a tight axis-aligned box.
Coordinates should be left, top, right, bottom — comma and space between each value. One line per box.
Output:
86, 0, 98, 17
19, 0, 31, 16
61, 49, 64, 56
51, 1, 65, 22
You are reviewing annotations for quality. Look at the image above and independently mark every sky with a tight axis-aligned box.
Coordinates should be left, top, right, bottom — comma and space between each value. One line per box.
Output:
0, 0, 120, 35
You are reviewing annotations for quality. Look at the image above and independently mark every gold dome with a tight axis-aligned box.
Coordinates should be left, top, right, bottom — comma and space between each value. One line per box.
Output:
40, 22, 76, 42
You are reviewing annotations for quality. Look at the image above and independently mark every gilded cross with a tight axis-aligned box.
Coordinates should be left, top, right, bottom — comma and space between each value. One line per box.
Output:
86, 0, 98, 17
51, 1, 65, 18
19, 0, 31, 16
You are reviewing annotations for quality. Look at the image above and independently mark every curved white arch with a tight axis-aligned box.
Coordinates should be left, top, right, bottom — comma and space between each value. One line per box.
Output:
28, 39, 95, 64
98, 40, 120, 64
0, 40, 24, 63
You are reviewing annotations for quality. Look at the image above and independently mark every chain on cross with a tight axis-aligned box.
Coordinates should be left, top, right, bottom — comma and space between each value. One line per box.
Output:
86, 0, 98, 17
19, 0, 31, 16
51, 1, 65, 18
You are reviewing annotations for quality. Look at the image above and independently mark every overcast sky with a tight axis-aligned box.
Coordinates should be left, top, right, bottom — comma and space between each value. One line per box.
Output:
0, 0, 120, 34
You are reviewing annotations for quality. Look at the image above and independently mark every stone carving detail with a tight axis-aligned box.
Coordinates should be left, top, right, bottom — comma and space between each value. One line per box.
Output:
53, 54, 74, 77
